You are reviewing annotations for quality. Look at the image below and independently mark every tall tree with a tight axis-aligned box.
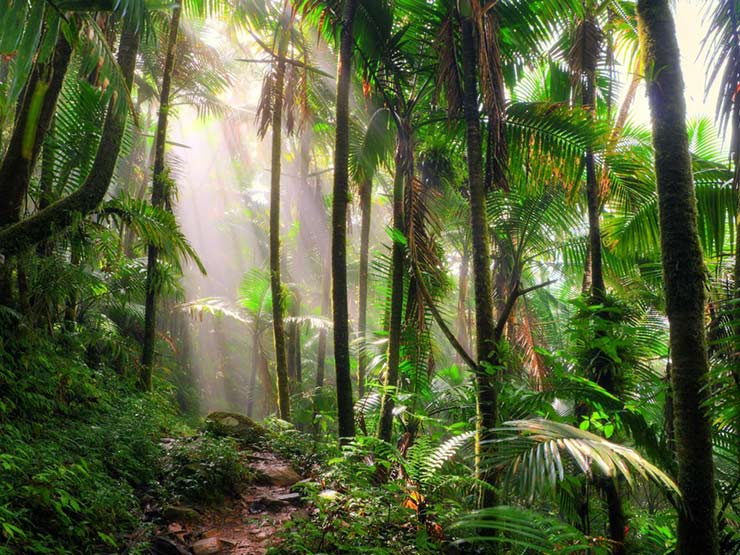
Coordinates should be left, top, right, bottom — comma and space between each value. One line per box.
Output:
637, 2, 718, 553
266, 7, 292, 421
459, 0, 499, 508
569, 11, 626, 551
377, 130, 407, 443
141, 0, 183, 391
331, 0, 358, 441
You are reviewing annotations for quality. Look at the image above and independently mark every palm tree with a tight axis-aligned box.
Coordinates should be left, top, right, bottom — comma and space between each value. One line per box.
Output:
141, 0, 183, 391
564, 7, 631, 548
637, 1, 719, 553
459, 0, 500, 508
181, 268, 280, 418
331, 0, 359, 441
255, 2, 294, 421
377, 128, 408, 443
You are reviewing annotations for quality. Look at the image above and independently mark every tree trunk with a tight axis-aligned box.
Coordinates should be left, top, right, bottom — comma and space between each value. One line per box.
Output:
358, 175, 372, 398
141, 0, 182, 391
456, 246, 471, 364
460, 7, 498, 509
637, 2, 719, 553
259, 350, 277, 416
316, 258, 329, 388
287, 290, 302, 392
246, 325, 260, 418
331, 0, 358, 441
0, 16, 140, 256
269, 17, 291, 421
377, 147, 406, 443
0, 32, 72, 228
580, 21, 625, 551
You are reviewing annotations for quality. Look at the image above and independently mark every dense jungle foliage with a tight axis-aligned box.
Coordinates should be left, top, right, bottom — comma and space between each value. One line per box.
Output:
0, 0, 739, 554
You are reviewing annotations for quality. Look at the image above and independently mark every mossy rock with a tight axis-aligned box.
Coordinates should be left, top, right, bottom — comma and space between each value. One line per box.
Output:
163, 505, 200, 522
204, 412, 266, 444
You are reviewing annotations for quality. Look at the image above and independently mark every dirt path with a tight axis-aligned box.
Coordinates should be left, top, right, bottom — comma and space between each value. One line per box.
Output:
152, 450, 305, 555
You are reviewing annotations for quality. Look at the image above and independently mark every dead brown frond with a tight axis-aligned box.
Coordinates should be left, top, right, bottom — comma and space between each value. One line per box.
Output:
567, 16, 603, 86
256, 68, 276, 139
435, 16, 463, 118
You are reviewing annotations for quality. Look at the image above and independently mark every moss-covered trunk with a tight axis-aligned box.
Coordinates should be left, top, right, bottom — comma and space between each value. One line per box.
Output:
270, 19, 291, 421
637, 2, 718, 553
332, 0, 358, 441
0, 32, 71, 228
0, 16, 139, 256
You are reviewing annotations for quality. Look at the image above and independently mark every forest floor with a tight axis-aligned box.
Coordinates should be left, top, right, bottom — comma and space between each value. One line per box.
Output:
151, 448, 306, 555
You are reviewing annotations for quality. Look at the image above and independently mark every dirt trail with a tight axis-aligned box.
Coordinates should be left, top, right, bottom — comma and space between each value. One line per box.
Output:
153, 450, 305, 555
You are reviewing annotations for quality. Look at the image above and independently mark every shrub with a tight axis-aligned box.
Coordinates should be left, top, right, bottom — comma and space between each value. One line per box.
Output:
158, 433, 253, 505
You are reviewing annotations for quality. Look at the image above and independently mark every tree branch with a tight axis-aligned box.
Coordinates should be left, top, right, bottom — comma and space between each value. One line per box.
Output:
494, 279, 555, 340
409, 241, 477, 372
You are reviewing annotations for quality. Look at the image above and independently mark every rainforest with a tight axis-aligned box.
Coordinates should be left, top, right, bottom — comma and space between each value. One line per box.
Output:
0, 0, 738, 554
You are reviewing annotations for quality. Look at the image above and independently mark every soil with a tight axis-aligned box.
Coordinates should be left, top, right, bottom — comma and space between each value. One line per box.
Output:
152, 450, 305, 555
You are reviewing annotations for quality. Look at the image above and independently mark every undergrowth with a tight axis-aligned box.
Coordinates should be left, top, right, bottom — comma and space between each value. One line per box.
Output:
267, 435, 461, 555
0, 329, 248, 554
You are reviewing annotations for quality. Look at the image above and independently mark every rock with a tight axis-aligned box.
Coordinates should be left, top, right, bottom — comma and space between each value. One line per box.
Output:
163, 505, 200, 522
259, 465, 302, 487
191, 537, 222, 555
205, 412, 266, 444
274, 492, 301, 503
202, 529, 221, 539
248, 492, 301, 513
149, 536, 191, 555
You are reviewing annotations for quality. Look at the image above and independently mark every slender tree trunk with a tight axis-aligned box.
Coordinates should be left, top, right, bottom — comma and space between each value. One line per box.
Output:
316, 258, 329, 388
269, 18, 291, 421
287, 317, 297, 383
141, 0, 182, 391
246, 325, 260, 417
0, 33, 72, 228
259, 350, 277, 415
637, 3, 718, 553
331, 0, 358, 441
579, 21, 625, 551
295, 321, 302, 384
287, 290, 302, 392
456, 246, 471, 363
0, 16, 140, 256
586, 159, 604, 298
358, 175, 372, 398
460, 6, 498, 508
377, 147, 406, 443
